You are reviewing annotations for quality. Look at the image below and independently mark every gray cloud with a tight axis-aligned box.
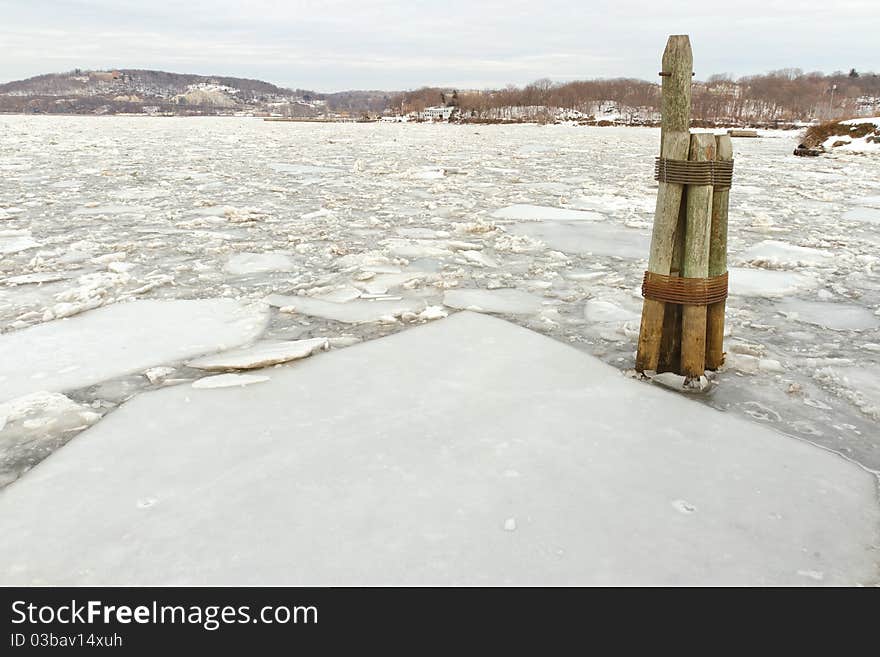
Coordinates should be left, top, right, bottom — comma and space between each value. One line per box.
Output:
1, 1, 877, 90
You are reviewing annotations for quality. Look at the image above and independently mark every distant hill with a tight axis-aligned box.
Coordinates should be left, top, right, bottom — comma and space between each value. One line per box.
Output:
0, 69, 343, 116
0, 69, 292, 98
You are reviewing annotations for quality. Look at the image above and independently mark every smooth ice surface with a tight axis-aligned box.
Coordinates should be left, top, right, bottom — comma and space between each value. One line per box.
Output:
511, 221, 650, 258
443, 288, 546, 314
736, 240, 835, 269
186, 338, 329, 370
584, 299, 640, 324
191, 373, 270, 389
775, 299, 880, 331
267, 294, 426, 323
729, 268, 820, 298
842, 207, 880, 224
491, 204, 605, 222
225, 252, 296, 275
0, 312, 876, 585
0, 299, 269, 402
0, 230, 40, 255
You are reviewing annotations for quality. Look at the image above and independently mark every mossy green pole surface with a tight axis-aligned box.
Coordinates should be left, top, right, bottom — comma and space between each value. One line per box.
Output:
705, 134, 733, 370
636, 35, 692, 373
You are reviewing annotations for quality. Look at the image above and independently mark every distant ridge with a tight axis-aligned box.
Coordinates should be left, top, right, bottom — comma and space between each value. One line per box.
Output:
0, 69, 294, 98
0, 69, 393, 117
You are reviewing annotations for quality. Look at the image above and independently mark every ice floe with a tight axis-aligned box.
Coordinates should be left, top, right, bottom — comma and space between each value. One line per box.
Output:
2, 272, 68, 286
71, 204, 154, 216
0, 299, 269, 402
0, 312, 876, 585
225, 252, 296, 275
491, 204, 605, 222
191, 373, 270, 389
728, 268, 820, 298
442, 288, 546, 315
186, 338, 329, 371
584, 299, 641, 324
841, 206, 880, 224
775, 299, 880, 331
511, 221, 649, 258
813, 366, 880, 420
736, 241, 836, 269
0, 230, 40, 255
267, 293, 426, 323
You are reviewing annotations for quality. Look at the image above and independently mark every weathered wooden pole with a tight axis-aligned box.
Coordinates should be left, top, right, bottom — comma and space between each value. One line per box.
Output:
705, 134, 733, 369
636, 35, 692, 373
657, 200, 686, 373
680, 133, 716, 378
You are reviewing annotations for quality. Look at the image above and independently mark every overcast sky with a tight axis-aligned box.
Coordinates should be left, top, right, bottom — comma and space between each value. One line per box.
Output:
2, 1, 878, 91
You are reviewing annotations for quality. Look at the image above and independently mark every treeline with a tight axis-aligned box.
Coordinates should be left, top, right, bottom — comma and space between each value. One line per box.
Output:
389, 69, 880, 124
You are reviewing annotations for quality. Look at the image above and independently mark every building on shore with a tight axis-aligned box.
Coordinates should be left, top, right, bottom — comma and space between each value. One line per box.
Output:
416, 105, 456, 121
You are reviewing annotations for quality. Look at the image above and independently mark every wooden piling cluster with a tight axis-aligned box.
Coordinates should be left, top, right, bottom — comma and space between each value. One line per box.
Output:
635, 35, 733, 382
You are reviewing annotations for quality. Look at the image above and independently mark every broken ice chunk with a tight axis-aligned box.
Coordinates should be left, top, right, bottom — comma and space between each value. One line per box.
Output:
186, 339, 329, 371
192, 373, 270, 389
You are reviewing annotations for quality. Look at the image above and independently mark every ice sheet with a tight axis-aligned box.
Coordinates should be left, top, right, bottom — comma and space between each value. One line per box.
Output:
510, 221, 650, 258
775, 299, 880, 331
186, 338, 329, 370
729, 268, 820, 298
443, 288, 546, 314
842, 207, 880, 224
0, 312, 876, 585
736, 241, 835, 269
267, 293, 426, 323
0, 230, 40, 255
491, 204, 605, 222
225, 252, 296, 275
0, 299, 269, 402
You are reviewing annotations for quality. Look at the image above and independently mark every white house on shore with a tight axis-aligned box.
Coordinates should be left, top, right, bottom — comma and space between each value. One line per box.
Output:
417, 105, 456, 121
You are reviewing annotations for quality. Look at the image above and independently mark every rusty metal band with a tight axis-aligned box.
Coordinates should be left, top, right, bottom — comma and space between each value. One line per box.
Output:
654, 157, 734, 189
641, 271, 729, 305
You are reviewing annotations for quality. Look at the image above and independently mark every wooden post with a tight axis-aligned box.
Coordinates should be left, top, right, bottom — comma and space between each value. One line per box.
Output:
657, 199, 686, 373
680, 133, 716, 379
705, 134, 732, 369
635, 35, 692, 373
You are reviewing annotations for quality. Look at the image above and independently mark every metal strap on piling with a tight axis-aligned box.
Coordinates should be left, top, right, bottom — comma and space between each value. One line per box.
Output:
654, 157, 734, 189
641, 271, 728, 305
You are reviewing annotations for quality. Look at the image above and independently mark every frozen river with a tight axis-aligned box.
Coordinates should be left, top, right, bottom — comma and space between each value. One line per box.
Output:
1, 116, 879, 484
